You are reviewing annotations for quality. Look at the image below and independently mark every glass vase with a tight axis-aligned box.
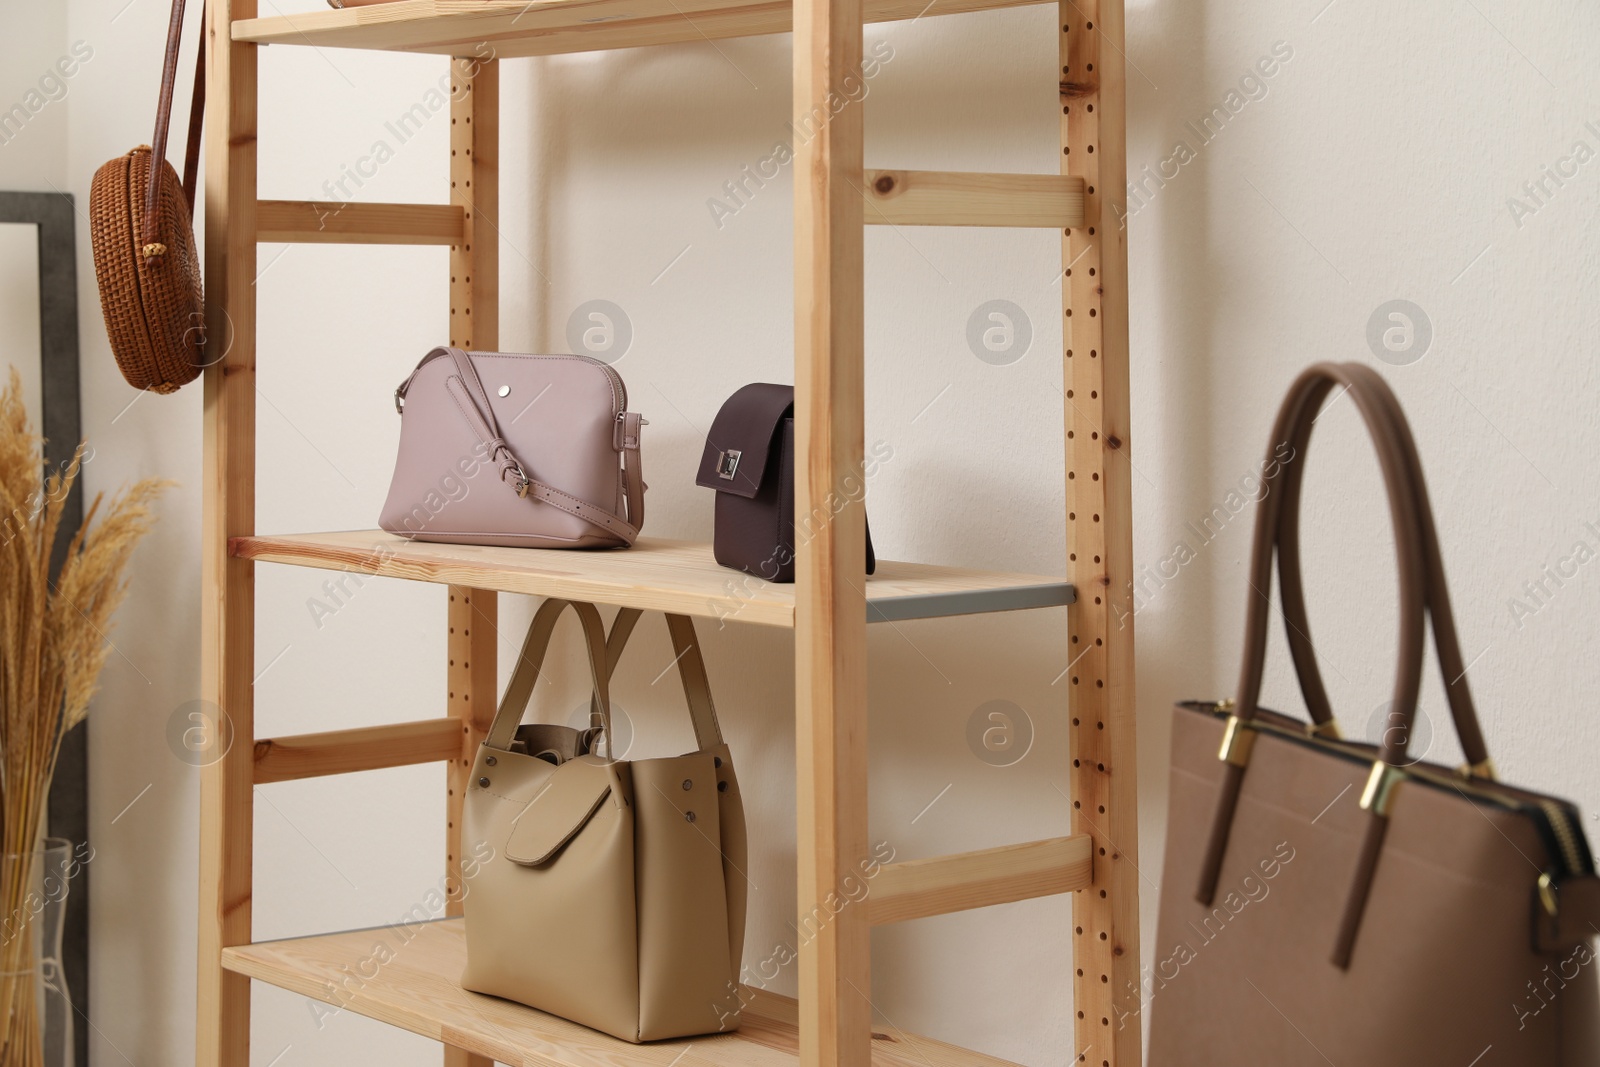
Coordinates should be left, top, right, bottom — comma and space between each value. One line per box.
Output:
0, 839, 75, 1067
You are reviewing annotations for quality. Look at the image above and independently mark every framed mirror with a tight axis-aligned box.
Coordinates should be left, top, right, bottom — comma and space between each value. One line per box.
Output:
0, 190, 86, 1067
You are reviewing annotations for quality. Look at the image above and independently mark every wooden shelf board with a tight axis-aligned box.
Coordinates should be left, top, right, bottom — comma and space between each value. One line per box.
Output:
231, 531, 1073, 628
223, 918, 1022, 1067
232, 0, 1048, 59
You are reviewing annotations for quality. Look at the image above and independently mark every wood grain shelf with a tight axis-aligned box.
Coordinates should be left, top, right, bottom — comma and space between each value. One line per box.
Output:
230, 530, 1073, 628
232, 0, 1048, 59
223, 919, 1024, 1067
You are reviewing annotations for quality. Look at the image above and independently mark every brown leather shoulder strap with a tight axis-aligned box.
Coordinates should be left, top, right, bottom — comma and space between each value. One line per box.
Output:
1230, 363, 1429, 738
146, 0, 205, 248
1199, 364, 1431, 965
1199, 362, 1502, 970
181, 9, 205, 213
1270, 363, 1490, 766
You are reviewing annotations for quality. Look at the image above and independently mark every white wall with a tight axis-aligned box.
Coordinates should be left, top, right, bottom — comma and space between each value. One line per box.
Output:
0, 0, 73, 423
3, 0, 1594, 1063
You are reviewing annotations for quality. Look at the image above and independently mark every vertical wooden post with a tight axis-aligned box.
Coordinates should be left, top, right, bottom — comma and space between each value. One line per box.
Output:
444, 50, 498, 1067
1061, 1, 1140, 1064
443, 588, 495, 1067
793, 0, 870, 1061
197, 2, 256, 1065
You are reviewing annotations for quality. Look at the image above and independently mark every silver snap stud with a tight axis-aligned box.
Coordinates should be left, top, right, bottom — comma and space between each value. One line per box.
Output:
685, 811, 697, 823
478, 776, 490, 788
498, 385, 511, 397
682, 779, 693, 791
485, 755, 497, 766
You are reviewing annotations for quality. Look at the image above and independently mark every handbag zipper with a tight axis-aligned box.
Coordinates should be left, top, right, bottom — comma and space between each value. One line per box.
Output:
1541, 798, 1587, 876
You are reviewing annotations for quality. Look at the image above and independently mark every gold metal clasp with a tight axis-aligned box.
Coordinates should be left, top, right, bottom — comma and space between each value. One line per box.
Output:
1538, 871, 1560, 919
1306, 719, 1343, 741
1456, 757, 1497, 781
1218, 715, 1256, 768
505, 460, 531, 498
1359, 761, 1405, 817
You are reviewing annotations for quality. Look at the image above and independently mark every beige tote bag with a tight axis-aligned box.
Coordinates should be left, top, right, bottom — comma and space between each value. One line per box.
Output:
460, 598, 747, 1042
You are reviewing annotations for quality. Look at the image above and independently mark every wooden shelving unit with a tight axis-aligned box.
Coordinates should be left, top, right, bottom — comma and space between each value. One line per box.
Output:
197, 0, 1139, 1062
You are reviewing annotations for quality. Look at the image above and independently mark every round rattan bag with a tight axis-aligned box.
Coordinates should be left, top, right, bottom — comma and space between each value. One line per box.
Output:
89, 0, 205, 395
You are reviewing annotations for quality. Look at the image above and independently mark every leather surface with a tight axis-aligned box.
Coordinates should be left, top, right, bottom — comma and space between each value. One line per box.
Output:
460, 599, 745, 1042
1150, 706, 1600, 1066
380, 348, 644, 548
700, 385, 874, 583
1152, 363, 1600, 1064
696, 382, 795, 498
712, 418, 795, 580
597, 610, 748, 987
502, 755, 615, 866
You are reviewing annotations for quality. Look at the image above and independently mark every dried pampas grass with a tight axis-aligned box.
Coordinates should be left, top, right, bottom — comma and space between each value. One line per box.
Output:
0, 368, 167, 1064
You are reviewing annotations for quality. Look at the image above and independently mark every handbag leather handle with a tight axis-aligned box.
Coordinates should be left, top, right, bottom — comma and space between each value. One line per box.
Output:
486, 599, 612, 752
1196, 362, 1498, 968
406, 346, 644, 544
1227, 363, 1430, 746
590, 608, 726, 753
1273, 363, 1491, 766
146, 0, 206, 252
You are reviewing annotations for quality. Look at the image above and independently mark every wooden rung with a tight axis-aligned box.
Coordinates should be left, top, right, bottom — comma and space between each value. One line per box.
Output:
256, 201, 465, 245
862, 170, 1085, 228
254, 718, 462, 784
868, 834, 1092, 925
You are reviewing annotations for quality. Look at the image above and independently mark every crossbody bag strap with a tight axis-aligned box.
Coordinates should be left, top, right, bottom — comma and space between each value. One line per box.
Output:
181, 6, 204, 212
485, 599, 611, 752
593, 608, 725, 752
145, 0, 205, 253
405, 346, 643, 544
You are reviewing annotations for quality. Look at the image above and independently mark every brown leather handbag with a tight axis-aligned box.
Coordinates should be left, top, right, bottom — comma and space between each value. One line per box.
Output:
1148, 362, 1600, 1065
696, 383, 873, 582
460, 598, 747, 1042
89, 0, 206, 394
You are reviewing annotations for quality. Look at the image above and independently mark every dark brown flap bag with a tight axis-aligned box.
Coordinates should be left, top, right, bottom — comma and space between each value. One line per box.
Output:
1148, 362, 1600, 1065
696, 383, 873, 583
